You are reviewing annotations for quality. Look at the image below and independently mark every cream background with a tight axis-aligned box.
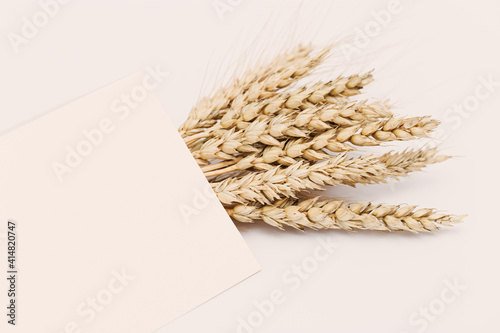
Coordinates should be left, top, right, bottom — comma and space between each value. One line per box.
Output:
0, 0, 499, 332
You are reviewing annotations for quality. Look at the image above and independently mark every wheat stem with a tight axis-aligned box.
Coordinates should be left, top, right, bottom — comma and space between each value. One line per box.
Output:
200, 158, 241, 173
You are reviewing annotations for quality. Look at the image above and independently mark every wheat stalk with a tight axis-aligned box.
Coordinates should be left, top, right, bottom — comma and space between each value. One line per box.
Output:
227, 197, 465, 232
179, 44, 331, 137
212, 148, 448, 205
219, 72, 374, 128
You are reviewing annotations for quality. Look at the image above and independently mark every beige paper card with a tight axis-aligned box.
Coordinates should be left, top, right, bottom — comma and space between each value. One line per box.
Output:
0, 72, 260, 332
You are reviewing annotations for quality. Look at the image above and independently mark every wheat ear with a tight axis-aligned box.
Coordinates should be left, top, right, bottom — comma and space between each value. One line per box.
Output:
219, 72, 374, 128
184, 98, 390, 149
212, 148, 448, 205
179, 44, 331, 137
196, 114, 439, 175
227, 197, 465, 232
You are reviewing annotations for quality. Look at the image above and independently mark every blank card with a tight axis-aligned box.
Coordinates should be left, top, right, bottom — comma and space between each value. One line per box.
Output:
0, 72, 259, 332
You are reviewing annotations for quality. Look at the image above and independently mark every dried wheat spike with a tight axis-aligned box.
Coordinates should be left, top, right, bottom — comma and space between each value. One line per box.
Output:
193, 113, 439, 171
212, 148, 448, 205
179, 44, 330, 137
220, 72, 374, 128
184, 98, 389, 152
226, 197, 465, 232
300, 115, 440, 152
